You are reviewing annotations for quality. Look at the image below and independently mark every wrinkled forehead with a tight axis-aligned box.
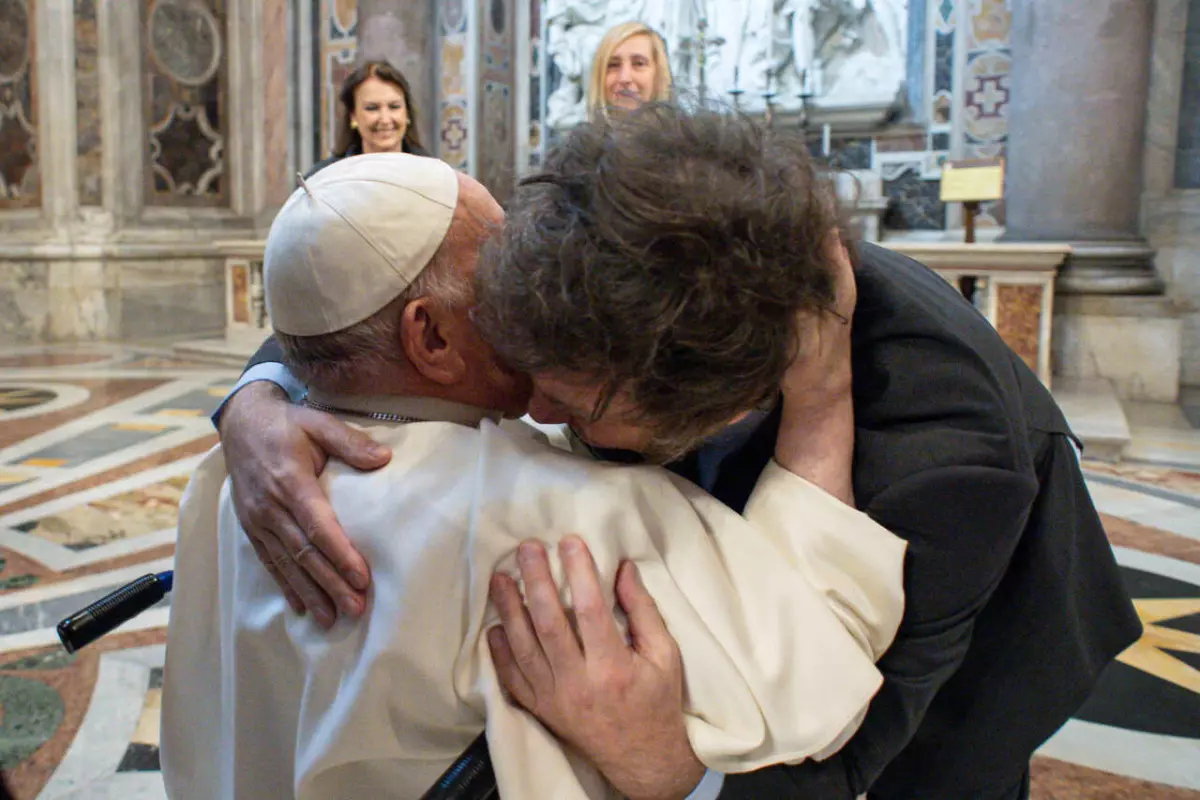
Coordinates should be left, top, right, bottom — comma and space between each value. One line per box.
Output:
530, 372, 637, 418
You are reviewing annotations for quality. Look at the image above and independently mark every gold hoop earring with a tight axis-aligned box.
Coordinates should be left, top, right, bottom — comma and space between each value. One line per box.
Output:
350, 120, 358, 130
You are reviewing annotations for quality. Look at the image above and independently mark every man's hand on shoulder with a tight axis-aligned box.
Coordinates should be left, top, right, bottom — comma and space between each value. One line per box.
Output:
218, 381, 390, 628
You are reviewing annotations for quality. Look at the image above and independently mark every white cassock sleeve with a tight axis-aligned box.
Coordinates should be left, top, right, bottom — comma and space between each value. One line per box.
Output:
161, 447, 229, 800
164, 423, 905, 800
459, 423, 906, 796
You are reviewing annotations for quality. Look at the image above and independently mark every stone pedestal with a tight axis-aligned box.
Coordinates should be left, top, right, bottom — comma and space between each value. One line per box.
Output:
1004, 0, 1163, 295
886, 242, 1067, 386
1053, 295, 1189, 403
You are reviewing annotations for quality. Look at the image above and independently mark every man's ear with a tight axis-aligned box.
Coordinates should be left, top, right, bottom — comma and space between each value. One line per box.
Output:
400, 299, 467, 385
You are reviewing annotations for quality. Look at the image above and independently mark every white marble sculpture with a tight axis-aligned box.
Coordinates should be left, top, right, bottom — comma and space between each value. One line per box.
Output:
542, 0, 908, 133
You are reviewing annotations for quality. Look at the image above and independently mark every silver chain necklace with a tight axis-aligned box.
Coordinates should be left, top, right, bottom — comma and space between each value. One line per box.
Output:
304, 398, 428, 424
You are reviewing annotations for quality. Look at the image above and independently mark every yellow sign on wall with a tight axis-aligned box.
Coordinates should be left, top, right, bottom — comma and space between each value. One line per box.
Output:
940, 158, 1006, 203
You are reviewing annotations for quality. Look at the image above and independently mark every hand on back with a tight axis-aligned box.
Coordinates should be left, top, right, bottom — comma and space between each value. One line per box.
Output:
217, 381, 390, 627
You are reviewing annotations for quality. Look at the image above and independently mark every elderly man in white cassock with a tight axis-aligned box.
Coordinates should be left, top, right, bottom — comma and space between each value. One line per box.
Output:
160, 152, 907, 800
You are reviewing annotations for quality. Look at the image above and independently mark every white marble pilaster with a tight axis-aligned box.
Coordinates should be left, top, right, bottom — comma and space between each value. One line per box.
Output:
36, 0, 77, 229
105, 0, 144, 225
1142, 0, 1200, 387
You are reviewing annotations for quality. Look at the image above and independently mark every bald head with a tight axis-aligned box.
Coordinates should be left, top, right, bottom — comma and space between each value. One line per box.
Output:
442, 172, 503, 267
275, 163, 528, 415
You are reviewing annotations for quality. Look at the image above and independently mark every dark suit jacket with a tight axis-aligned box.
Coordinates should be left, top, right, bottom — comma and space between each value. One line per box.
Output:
695, 243, 1142, 798
244, 243, 1141, 799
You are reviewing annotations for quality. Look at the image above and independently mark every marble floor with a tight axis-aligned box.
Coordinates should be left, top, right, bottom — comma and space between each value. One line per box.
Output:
0, 344, 1197, 799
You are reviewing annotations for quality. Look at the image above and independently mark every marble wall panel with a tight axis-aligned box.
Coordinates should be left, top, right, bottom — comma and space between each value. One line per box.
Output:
0, 262, 48, 344
480, 80, 511, 194
0, 0, 40, 210
263, 0, 291, 205
141, 0, 229, 206
876, 132, 927, 153
0, 256, 226, 344
826, 138, 874, 171
75, 0, 102, 207
1175, 0, 1200, 187
1145, 193, 1200, 386
1144, 0, 1188, 199
477, 0, 514, 199
995, 283, 1043, 374
882, 166, 946, 230
1144, 0, 1200, 386
318, 0, 357, 160
116, 259, 225, 340
45, 260, 118, 341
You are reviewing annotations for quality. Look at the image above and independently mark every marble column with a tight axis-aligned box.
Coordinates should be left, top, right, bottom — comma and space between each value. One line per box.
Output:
357, 0, 436, 148
1004, 0, 1164, 295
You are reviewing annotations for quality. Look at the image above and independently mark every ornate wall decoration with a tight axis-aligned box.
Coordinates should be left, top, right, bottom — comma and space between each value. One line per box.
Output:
318, 0, 357, 159
76, 0, 102, 207
439, 104, 468, 168
142, 0, 228, 205
0, 0, 40, 209
879, 158, 946, 230
443, 0, 467, 33
481, 80, 511, 189
541, 0, 908, 134
518, 0, 1016, 236
438, 0, 472, 171
931, 0, 954, 125
478, 0, 514, 199
526, 0, 543, 170
333, 0, 357, 32
960, 0, 1010, 225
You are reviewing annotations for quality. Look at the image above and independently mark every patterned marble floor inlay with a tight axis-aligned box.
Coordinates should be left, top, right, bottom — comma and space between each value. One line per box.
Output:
0, 389, 58, 416
9, 422, 179, 471
11, 475, 190, 552
0, 345, 1196, 798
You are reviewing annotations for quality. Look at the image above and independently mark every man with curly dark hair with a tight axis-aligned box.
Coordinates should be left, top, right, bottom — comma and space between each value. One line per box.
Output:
214, 105, 1140, 800
473, 106, 845, 465
465, 106, 1141, 799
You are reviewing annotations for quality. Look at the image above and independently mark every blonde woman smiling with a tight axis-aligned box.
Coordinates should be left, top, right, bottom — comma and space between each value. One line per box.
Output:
587, 22, 673, 119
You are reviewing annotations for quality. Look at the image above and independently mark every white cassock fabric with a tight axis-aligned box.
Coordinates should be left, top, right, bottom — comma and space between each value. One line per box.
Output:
162, 395, 906, 800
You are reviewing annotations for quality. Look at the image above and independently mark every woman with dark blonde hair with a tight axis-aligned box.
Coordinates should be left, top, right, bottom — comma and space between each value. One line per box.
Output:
307, 60, 429, 177
586, 22, 673, 120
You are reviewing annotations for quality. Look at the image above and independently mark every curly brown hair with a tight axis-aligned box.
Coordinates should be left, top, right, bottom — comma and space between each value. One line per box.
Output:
474, 103, 847, 454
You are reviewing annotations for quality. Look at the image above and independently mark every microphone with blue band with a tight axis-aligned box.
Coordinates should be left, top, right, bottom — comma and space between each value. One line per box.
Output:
56, 570, 173, 654
56, 569, 499, 797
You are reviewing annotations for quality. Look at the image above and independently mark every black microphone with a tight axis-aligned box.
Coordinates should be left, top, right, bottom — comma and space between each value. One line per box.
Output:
419, 732, 497, 799
56, 571, 173, 653
56, 571, 499, 797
